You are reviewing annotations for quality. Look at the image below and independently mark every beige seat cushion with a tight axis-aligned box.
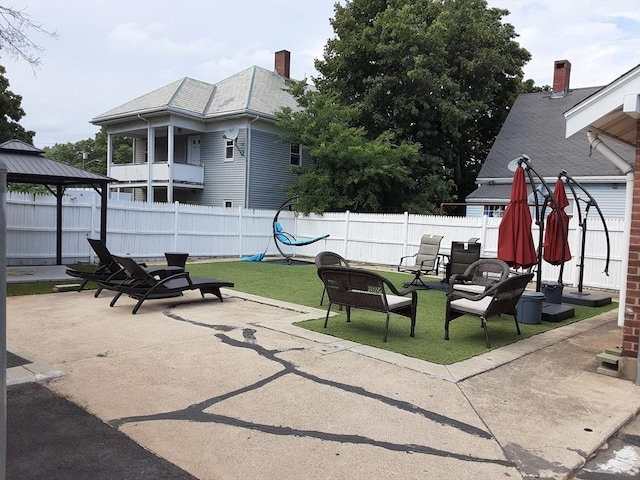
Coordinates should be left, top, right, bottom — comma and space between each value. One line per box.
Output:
387, 294, 413, 310
452, 283, 486, 294
450, 296, 493, 315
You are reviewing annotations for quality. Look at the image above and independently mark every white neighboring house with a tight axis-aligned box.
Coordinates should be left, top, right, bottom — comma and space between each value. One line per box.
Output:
91, 50, 306, 209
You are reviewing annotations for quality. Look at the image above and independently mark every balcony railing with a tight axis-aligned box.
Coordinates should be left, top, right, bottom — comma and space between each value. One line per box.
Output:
109, 162, 204, 186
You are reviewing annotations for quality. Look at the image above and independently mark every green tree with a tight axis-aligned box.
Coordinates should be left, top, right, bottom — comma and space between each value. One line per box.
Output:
0, 64, 34, 143
43, 127, 132, 174
277, 81, 439, 213
314, 0, 531, 206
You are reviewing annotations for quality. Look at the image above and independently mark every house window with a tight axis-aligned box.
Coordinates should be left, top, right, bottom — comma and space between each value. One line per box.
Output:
290, 143, 301, 166
484, 205, 505, 218
224, 200, 233, 208
225, 140, 234, 161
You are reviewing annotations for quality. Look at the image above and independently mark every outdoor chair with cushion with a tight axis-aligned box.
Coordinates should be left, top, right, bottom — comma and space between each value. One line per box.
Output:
439, 241, 482, 284
397, 234, 443, 288
315, 251, 350, 306
448, 258, 511, 294
444, 272, 534, 348
317, 265, 418, 342
100, 255, 234, 314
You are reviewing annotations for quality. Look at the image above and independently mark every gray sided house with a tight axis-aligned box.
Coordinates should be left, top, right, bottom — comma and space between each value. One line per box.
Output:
91, 50, 306, 209
467, 60, 634, 219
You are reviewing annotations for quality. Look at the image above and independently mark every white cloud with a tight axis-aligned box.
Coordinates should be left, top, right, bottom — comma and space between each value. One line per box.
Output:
2, 0, 638, 148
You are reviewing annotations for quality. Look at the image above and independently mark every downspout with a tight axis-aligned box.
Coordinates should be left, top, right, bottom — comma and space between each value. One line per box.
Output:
245, 115, 259, 208
586, 131, 633, 331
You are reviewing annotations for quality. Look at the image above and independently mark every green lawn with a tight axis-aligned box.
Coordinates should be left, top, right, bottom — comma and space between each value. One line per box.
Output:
187, 260, 617, 365
15, 259, 616, 365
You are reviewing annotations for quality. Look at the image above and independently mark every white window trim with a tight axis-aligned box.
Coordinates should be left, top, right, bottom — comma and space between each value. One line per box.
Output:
224, 140, 234, 162
290, 143, 301, 166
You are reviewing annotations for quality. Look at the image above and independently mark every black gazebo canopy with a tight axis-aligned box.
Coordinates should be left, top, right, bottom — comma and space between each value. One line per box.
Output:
0, 139, 112, 264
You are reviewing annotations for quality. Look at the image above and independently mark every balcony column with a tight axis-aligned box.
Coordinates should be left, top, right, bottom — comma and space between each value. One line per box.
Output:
106, 134, 113, 176
106, 134, 113, 196
168, 125, 174, 203
147, 125, 155, 203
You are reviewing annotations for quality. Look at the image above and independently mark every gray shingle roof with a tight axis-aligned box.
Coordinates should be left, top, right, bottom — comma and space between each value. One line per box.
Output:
466, 183, 514, 201
92, 66, 299, 123
476, 87, 635, 183
0, 140, 111, 185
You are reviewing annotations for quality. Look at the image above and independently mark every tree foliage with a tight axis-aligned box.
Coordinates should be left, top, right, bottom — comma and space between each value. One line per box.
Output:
279, 0, 532, 213
0, 64, 33, 143
277, 81, 448, 214
43, 127, 132, 174
0, 5, 56, 145
8, 128, 131, 193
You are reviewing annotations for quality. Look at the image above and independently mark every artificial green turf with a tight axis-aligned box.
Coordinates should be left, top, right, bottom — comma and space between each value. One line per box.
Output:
185, 260, 617, 365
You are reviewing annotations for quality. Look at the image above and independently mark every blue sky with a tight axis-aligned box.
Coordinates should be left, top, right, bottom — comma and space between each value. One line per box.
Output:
2, 0, 639, 148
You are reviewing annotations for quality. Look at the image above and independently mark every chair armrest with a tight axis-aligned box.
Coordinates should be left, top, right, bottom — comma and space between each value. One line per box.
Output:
104, 267, 126, 282
449, 273, 473, 285
420, 256, 441, 272
398, 253, 417, 270
154, 271, 192, 286
382, 277, 415, 298
447, 283, 496, 301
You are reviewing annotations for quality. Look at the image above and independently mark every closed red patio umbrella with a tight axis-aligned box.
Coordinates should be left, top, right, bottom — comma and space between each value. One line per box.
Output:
543, 179, 571, 266
497, 166, 538, 269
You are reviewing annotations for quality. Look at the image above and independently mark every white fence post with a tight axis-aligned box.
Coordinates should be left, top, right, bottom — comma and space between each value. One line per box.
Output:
343, 210, 350, 258
402, 211, 409, 258
238, 207, 243, 258
174, 201, 180, 251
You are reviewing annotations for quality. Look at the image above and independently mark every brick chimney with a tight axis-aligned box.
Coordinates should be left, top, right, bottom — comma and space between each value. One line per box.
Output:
552, 59, 571, 97
275, 50, 290, 79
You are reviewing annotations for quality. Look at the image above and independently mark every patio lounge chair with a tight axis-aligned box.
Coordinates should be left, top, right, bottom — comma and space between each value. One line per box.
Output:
100, 255, 234, 314
65, 238, 178, 297
65, 238, 133, 296
315, 251, 350, 306
444, 272, 534, 348
397, 234, 443, 288
317, 265, 417, 342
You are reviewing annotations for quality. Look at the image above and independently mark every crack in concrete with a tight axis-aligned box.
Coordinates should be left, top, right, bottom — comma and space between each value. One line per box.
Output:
109, 308, 511, 465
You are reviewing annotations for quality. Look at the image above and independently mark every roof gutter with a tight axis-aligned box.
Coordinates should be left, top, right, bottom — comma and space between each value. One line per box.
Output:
587, 131, 633, 330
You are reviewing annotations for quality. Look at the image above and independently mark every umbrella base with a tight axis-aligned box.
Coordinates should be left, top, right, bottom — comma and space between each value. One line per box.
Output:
562, 291, 612, 307
541, 302, 575, 322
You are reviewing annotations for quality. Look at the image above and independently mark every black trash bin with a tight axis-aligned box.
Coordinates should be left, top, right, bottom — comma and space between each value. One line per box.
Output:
542, 281, 564, 304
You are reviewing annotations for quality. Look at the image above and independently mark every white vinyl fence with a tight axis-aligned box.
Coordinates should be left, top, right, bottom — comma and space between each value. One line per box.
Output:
6, 192, 623, 291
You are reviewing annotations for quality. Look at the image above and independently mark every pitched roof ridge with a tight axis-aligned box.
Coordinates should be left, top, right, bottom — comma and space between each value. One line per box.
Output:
244, 66, 258, 110
167, 77, 189, 107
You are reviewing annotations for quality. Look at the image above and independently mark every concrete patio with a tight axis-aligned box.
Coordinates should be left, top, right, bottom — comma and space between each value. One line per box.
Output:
4, 268, 640, 479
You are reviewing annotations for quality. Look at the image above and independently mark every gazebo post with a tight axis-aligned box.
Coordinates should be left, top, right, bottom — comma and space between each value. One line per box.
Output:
56, 185, 63, 265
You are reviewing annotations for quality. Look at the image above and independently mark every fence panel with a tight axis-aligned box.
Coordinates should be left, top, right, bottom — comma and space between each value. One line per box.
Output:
4, 192, 626, 291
